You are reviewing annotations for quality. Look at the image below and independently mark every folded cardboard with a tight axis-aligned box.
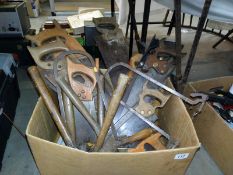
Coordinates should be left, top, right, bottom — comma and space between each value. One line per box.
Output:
26, 91, 200, 175
25, 0, 40, 17
184, 76, 233, 175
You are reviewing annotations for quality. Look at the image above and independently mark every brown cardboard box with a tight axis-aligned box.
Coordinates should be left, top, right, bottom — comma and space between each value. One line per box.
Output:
184, 76, 233, 175
25, 0, 40, 17
26, 94, 200, 175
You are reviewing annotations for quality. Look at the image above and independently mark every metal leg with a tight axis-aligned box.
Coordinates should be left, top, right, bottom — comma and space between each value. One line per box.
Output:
167, 11, 175, 36
183, 0, 213, 84
125, 13, 131, 38
128, 0, 142, 57
189, 15, 193, 26
128, 0, 136, 58
213, 29, 233, 48
182, 13, 185, 26
141, 0, 151, 50
204, 19, 209, 29
49, 0, 56, 16
111, 0, 115, 17
174, 0, 182, 91
163, 10, 170, 26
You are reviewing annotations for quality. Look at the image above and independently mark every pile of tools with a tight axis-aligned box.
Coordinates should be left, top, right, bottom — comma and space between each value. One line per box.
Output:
26, 20, 206, 152
192, 87, 233, 125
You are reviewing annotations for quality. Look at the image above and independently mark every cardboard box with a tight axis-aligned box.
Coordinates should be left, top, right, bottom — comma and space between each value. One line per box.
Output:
25, 0, 40, 17
26, 93, 200, 175
184, 76, 233, 175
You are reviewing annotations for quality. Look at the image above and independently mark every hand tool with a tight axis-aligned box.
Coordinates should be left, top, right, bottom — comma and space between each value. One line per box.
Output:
67, 58, 96, 101
54, 51, 99, 139
97, 71, 104, 127
93, 17, 119, 39
28, 66, 76, 148
203, 92, 233, 106
120, 101, 170, 140
27, 39, 69, 70
190, 92, 211, 117
137, 35, 160, 68
53, 57, 67, 121
55, 72, 100, 136
59, 50, 119, 140
105, 62, 205, 106
128, 53, 141, 79
191, 91, 233, 121
212, 103, 233, 123
93, 17, 129, 67
144, 48, 175, 74
128, 133, 166, 152
128, 37, 177, 76
135, 82, 171, 117
94, 74, 130, 151
54, 50, 98, 100
53, 52, 77, 144
104, 71, 165, 140
95, 59, 104, 127
212, 89, 233, 99
62, 91, 76, 143
118, 128, 154, 146
54, 51, 100, 135
26, 20, 84, 51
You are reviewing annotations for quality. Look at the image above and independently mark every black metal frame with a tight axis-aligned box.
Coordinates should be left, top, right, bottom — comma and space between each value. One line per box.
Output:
213, 29, 233, 48
163, 10, 233, 47
124, 0, 184, 89
111, 0, 231, 89
183, 0, 213, 84
174, 0, 182, 90
125, 0, 172, 58
111, 0, 115, 17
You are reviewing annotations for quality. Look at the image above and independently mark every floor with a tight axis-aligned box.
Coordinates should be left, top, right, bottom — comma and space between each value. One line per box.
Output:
0, 1, 232, 175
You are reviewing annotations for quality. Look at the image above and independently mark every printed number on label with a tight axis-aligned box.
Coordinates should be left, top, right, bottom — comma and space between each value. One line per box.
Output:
174, 153, 189, 160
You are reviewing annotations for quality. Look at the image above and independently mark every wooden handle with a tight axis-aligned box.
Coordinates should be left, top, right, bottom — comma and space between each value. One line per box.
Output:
28, 66, 76, 148
128, 133, 166, 152
121, 128, 154, 145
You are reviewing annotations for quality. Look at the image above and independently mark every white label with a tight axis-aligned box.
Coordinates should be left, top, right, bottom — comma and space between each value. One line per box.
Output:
174, 153, 189, 160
